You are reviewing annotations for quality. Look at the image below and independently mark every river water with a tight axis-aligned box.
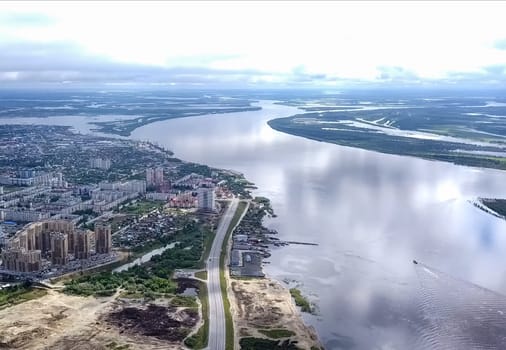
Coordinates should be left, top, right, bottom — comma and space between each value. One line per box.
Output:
7, 100, 506, 348
130, 101, 506, 349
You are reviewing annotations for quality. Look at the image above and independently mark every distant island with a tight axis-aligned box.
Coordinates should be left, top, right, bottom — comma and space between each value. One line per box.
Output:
268, 95, 506, 171
473, 198, 506, 220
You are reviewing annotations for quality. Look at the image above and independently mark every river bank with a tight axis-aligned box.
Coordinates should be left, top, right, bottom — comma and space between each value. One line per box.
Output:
224, 196, 323, 349
229, 277, 322, 350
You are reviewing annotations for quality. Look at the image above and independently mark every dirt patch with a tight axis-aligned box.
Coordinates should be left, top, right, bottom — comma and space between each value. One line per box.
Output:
229, 278, 322, 349
0, 290, 189, 349
104, 303, 198, 342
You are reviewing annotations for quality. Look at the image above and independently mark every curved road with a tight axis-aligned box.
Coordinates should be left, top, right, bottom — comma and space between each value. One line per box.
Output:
207, 198, 239, 350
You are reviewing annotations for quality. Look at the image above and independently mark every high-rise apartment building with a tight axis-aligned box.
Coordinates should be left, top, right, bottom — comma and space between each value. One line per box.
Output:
146, 168, 155, 185
74, 230, 92, 259
90, 158, 111, 170
197, 187, 215, 211
50, 233, 68, 265
95, 222, 112, 254
1, 249, 41, 272
154, 167, 164, 185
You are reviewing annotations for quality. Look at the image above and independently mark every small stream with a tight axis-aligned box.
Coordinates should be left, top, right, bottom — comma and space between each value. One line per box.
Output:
113, 241, 179, 273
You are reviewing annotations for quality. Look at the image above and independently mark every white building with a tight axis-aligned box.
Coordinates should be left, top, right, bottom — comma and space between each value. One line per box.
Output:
154, 167, 164, 185
197, 187, 215, 211
121, 180, 146, 194
2, 209, 51, 222
146, 192, 170, 201
90, 158, 111, 170
98, 180, 146, 194
146, 168, 155, 186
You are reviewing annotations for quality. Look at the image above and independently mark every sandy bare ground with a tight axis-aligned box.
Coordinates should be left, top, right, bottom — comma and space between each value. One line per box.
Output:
0, 290, 185, 350
229, 278, 322, 349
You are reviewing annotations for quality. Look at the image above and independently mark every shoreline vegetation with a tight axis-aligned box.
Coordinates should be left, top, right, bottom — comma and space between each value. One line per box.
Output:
289, 288, 315, 314
268, 117, 506, 172
92, 105, 261, 136
225, 198, 323, 349
0, 283, 48, 310
473, 198, 506, 220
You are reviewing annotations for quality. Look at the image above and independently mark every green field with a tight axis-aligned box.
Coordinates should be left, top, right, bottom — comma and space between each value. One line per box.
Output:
258, 329, 296, 339
0, 283, 48, 309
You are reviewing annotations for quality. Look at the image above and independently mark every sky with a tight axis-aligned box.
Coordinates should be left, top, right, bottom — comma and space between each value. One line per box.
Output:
1, 1, 506, 89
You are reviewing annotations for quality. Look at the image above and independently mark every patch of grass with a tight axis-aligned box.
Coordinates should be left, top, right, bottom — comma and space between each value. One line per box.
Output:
194, 270, 208, 280
106, 341, 131, 350
220, 201, 248, 350
119, 291, 144, 299
184, 281, 209, 349
0, 283, 47, 309
239, 337, 301, 350
171, 295, 198, 308
258, 329, 296, 339
195, 229, 215, 269
118, 200, 164, 215
289, 288, 313, 314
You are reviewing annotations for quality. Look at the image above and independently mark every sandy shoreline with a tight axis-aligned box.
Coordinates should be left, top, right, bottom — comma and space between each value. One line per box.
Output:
228, 276, 322, 349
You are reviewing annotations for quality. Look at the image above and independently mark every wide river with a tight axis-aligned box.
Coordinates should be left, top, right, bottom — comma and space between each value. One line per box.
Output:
131, 101, 506, 349
9, 100, 506, 349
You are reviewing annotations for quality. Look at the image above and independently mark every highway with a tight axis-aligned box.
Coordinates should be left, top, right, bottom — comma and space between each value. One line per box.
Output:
207, 198, 239, 350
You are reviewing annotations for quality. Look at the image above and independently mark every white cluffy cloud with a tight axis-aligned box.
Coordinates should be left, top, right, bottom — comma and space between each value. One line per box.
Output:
1, 0, 506, 87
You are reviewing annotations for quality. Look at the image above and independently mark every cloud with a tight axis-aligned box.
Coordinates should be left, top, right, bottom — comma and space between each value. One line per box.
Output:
0, 12, 54, 27
493, 39, 506, 50
0, 38, 505, 89
376, 66, 420, 82
0, 40, 290, 86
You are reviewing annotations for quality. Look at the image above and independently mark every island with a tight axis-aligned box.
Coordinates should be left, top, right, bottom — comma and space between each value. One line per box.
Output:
268, 94, 506, 171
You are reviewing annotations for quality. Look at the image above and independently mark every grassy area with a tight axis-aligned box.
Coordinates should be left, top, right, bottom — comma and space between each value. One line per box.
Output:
118, 200, 164, 215
195, 229, 215, 269
239, 337, 301, 350
106, 341, 131, 350
0, 283, 48, 309
64, 270, 177, 297
220, 201, 248, 350
184, 281, 209, 349
258, 329, 296, 339
64, 221, 206, 297
171, 295, 198, 308
195, 270, 208, 280
289, 288, 313, 314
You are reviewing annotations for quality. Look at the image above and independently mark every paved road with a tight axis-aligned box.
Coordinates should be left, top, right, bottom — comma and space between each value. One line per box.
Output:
207, 198, 239, 350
